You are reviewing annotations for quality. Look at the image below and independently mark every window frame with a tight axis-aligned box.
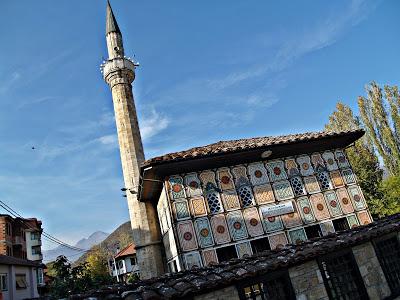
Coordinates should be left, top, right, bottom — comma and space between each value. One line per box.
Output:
0, 273, 7, 291
236, 269, 295, 300
317, 248, 368, 300
15, 273, 27, 290
372, 233, 400, 297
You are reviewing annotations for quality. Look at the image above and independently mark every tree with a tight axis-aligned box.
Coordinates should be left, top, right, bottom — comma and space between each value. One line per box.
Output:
358, 82, 400, 175
86, 247, 113, 285
325, 102, 384, 217
377, 176, 400, 217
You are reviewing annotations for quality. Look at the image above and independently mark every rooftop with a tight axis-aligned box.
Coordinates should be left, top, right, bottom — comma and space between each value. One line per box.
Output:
0, 255, 41, 267
72, 212, 400, 300
115, 243, 136, 259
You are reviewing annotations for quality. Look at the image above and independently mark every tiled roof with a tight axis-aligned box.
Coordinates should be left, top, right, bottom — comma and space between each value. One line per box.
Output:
143, 129, 364, 167
0, 255, 41, 267
115, 243, 136, 259
71, 213, 400, 300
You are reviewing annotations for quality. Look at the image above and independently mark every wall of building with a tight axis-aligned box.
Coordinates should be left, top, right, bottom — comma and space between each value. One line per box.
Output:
0, 264, 39, 300
194, 286, 239, 300
162, 148, 373, 270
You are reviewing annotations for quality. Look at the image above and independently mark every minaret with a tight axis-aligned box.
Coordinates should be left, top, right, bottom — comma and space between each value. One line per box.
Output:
102, 1, 164, 279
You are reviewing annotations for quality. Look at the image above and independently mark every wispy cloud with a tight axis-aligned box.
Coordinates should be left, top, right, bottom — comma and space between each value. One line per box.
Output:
0, 72, 21, 94
140, 109, 170, 141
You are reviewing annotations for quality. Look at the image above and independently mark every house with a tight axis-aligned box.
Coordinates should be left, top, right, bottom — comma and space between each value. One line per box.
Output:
0, 255, 40, 300
0, 215, 44, 294
110, 243, 139, 282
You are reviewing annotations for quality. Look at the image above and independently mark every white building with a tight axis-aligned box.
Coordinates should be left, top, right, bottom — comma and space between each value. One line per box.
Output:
110, 243, 139, 282
0, 255, 40, 300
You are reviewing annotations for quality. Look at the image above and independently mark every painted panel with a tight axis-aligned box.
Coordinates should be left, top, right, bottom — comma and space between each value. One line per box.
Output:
341, 168, 356, 185
177, 221, 198, 252
336, 188, 355, 214
272, 180, 294, 201
243, 207, 264, 237
173, 199, 191, 220
220, 189, 241, 211
268, 232, 288, 250
194, 217, 214, 248
237, 185, 256, 207
259, 205, 284, 232
289, 176, 306, 196
285, 158, 300, 177
231, 165, 250, 188
303, 176, 321, 194
320, 220, 335, 235
322, 151, 339, 171
190, 196, 208, 217
316, 171, 333, 191
253, 184, 275, 205
235, 241, 253, 258
357, 210, 372, 225
265, 160, 287, 182
184, 173, 202, 197
217, 168, 235, 191
324, 191, 343, 217
296, 155, 314, 176
281, 201, 303, 228
210, 214, 231, 244
202, 249, 218, 266
168, 176, 186, 200
288, 228, 307, 244
184, 251, 202, 270
199, 170, 218, 186
296, 196, 316, 224
330, 170, 344, 188
335, 149, 350, 168
248, 162, 270, 186
311, 153, 326, 172
346, 214, 359, 228
310, 193, 330, 221
347, 186, 367, 211
226, 211, 248, 241
200, 171, 223, 214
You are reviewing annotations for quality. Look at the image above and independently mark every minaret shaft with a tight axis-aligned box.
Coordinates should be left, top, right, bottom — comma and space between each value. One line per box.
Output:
103, 1, 165, 279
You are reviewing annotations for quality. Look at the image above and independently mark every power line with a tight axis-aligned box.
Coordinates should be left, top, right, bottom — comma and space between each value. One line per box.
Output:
0, 200, 86, 252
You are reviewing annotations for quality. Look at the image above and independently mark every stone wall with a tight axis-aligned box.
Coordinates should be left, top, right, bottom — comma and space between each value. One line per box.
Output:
289, 260, 329, 300
353, 241, 391, 299
194, 286, 239, 300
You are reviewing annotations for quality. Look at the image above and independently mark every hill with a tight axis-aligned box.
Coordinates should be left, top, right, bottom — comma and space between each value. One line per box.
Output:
43, 231, 109, 263
74, 221, 133, 265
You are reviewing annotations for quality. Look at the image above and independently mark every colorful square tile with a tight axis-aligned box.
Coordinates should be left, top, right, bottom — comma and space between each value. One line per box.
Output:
202, 249, 218, 266
320, 220, 335, 235
330, 170, 345, 188
184, 251, 202, 270
310, 193, 330, 221
217, 168, 236, 190
248, 162, 270, 186
266, 160, 287, 182
173, 200, 191, 220
235, 241, 253, 258
322, 151, 339, 171
303, 176, 321, 194
285, 158, 300, 177
243, 207, 264, 237
290, 176, 306, 196
253, 184, 275, 204
190, 196, 208, 217
194, 217, 214, 248
288, 228, 307, 244
347, 186, 367, 211
168, 176, 186, 200
272, 180, 294, 201
335, 149, 350, 168
210, 214, 231, 244
346, 214, 359, 228
316, 171, 333, 190
296, 155, 314, 176
221, 189, 241, 211
357, 210, 372, 226
324, 191, 343, 217
226, 211, 248, 241
311, 153, 325, 171
259, 205, 284, 232
184, 173, 202, 197
336, 188, 355, 214
268, 232, 288, 250
237, 185, 255, 207
296, 196, 316, 224
341, 168, 356, 185
177, 221, 198, 252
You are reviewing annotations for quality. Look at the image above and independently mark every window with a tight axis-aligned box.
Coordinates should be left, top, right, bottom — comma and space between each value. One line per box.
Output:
0, 274, 7, 291
332, 217, 350, 232
216, 245, 237, 263
118, 260, 124, 269
250, 237, 271, 254
32, 245, 41, 255
37, 268, 44, 285
130, 255, 137, 266
318, 250, 368, 300
373, 235, 400, 296
5, 223, 11, 236
31, 232, 40, 240
237, 270, 295, 300
6, 246, 12, 256
304, 224, 323, 239
16, 274, 27, 289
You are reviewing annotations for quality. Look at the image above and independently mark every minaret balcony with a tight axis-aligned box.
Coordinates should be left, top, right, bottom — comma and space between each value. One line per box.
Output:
101, 57, 138, 82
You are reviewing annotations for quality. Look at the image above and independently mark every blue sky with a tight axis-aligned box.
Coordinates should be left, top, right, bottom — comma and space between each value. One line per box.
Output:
0, 0, 399, 250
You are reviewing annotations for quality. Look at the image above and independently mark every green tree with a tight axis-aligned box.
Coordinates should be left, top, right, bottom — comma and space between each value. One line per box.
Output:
377, 175, 400, 217
325, 102, 383, 217
358, 82, 400, 175
86, 247, 113, 285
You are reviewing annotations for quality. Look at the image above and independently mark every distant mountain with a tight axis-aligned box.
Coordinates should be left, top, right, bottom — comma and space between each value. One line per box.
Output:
74, 221, 133, 266
43, 231, 109, 263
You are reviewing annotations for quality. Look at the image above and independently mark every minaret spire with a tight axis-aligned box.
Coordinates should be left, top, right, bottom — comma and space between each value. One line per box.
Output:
101, 1, 165, 279
106, 0, 121, 35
